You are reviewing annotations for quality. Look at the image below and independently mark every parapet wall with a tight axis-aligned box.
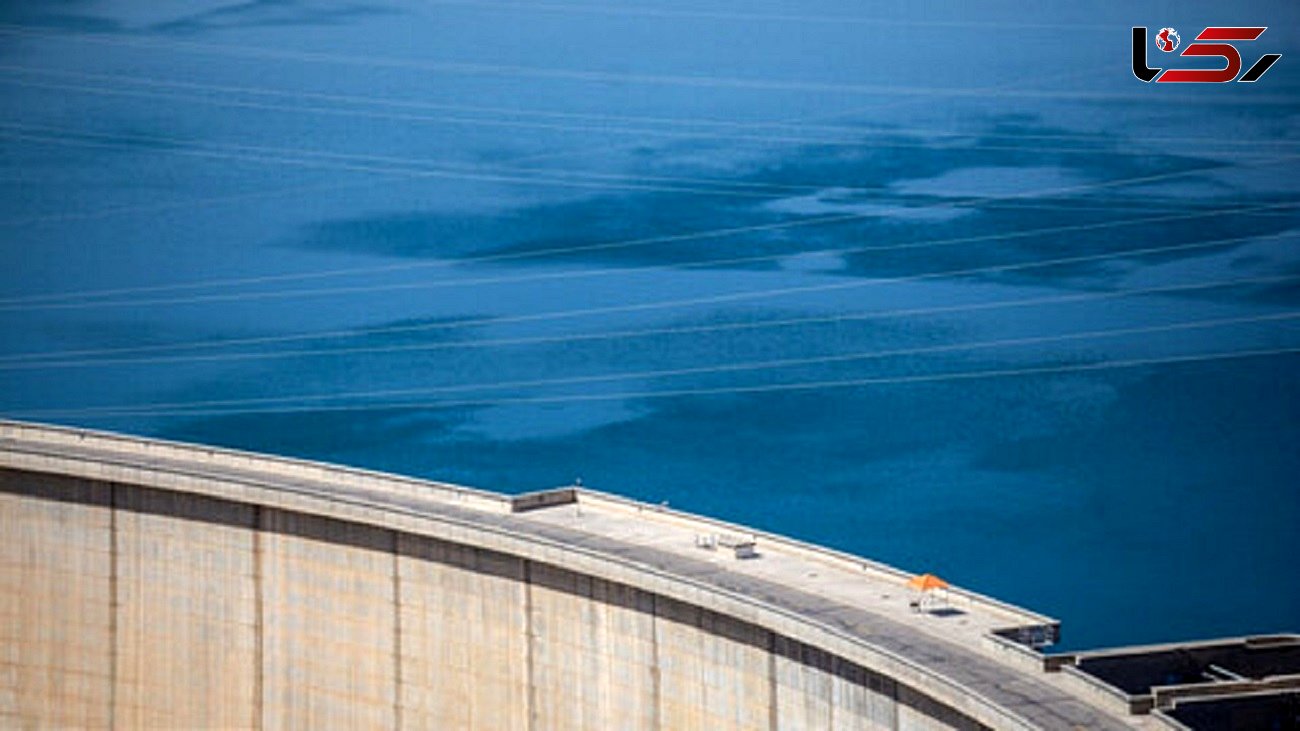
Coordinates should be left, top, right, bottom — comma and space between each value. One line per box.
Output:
0, 421, 1114, 730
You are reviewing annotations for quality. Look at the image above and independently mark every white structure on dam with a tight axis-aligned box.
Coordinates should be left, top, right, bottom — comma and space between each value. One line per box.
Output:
2, 420, 1295, 729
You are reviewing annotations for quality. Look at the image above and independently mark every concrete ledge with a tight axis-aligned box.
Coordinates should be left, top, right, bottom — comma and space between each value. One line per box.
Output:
1070, 634, 1300, 661
511, 488, 578, 513
980, 632, 1074, 675
1152, 688, 1300, 731
1057, 664, 1151, 716
1152, 674, 1300, 709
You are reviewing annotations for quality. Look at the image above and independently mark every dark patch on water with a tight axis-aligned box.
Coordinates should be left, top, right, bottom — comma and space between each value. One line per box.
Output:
150, 0, 400, 35
283, 118, 1297, 299
0, 2, 124, 34
1227, 264, 1300, 307
290, 189, 778, 262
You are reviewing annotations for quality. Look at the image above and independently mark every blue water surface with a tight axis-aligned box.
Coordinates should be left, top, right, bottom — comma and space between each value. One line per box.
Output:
1, 0, 1298, 649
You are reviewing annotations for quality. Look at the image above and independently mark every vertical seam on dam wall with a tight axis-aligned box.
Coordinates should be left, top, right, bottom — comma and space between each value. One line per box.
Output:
828, 653, 836, 731
650, 594, 662, 731
524, 559, 537, 731
391, 531, 403, 731
108, 481, 118, 731
767, 631, 779, 731
890, 672, 901, 731
253, 505, 264, 731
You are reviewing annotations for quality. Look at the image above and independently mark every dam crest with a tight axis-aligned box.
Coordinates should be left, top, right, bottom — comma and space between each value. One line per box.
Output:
2, 420, 1295, 730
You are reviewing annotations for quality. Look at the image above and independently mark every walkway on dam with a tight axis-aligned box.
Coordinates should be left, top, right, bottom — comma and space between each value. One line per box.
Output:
517, 502, 1139, 731
1, 430, 1146, 730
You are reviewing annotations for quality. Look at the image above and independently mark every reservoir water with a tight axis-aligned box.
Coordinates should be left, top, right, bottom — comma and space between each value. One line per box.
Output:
1, 0, 1297, 649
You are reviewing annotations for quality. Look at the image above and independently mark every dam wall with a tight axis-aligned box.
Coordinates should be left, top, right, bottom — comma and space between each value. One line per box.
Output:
0, 420, 1125, 730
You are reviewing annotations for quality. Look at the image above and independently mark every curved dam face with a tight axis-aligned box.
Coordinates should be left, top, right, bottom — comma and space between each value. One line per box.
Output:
0, 421, 1124, 730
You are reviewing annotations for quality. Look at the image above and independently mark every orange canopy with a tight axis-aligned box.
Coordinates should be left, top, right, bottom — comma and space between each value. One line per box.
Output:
907, 573, 950, 592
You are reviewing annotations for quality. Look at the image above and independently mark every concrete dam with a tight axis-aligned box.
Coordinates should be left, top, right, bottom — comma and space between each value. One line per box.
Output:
2, 420, 1297, 730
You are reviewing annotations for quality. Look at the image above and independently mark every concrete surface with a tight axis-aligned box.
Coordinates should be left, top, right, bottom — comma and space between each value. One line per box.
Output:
0, 420, 1145, 730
